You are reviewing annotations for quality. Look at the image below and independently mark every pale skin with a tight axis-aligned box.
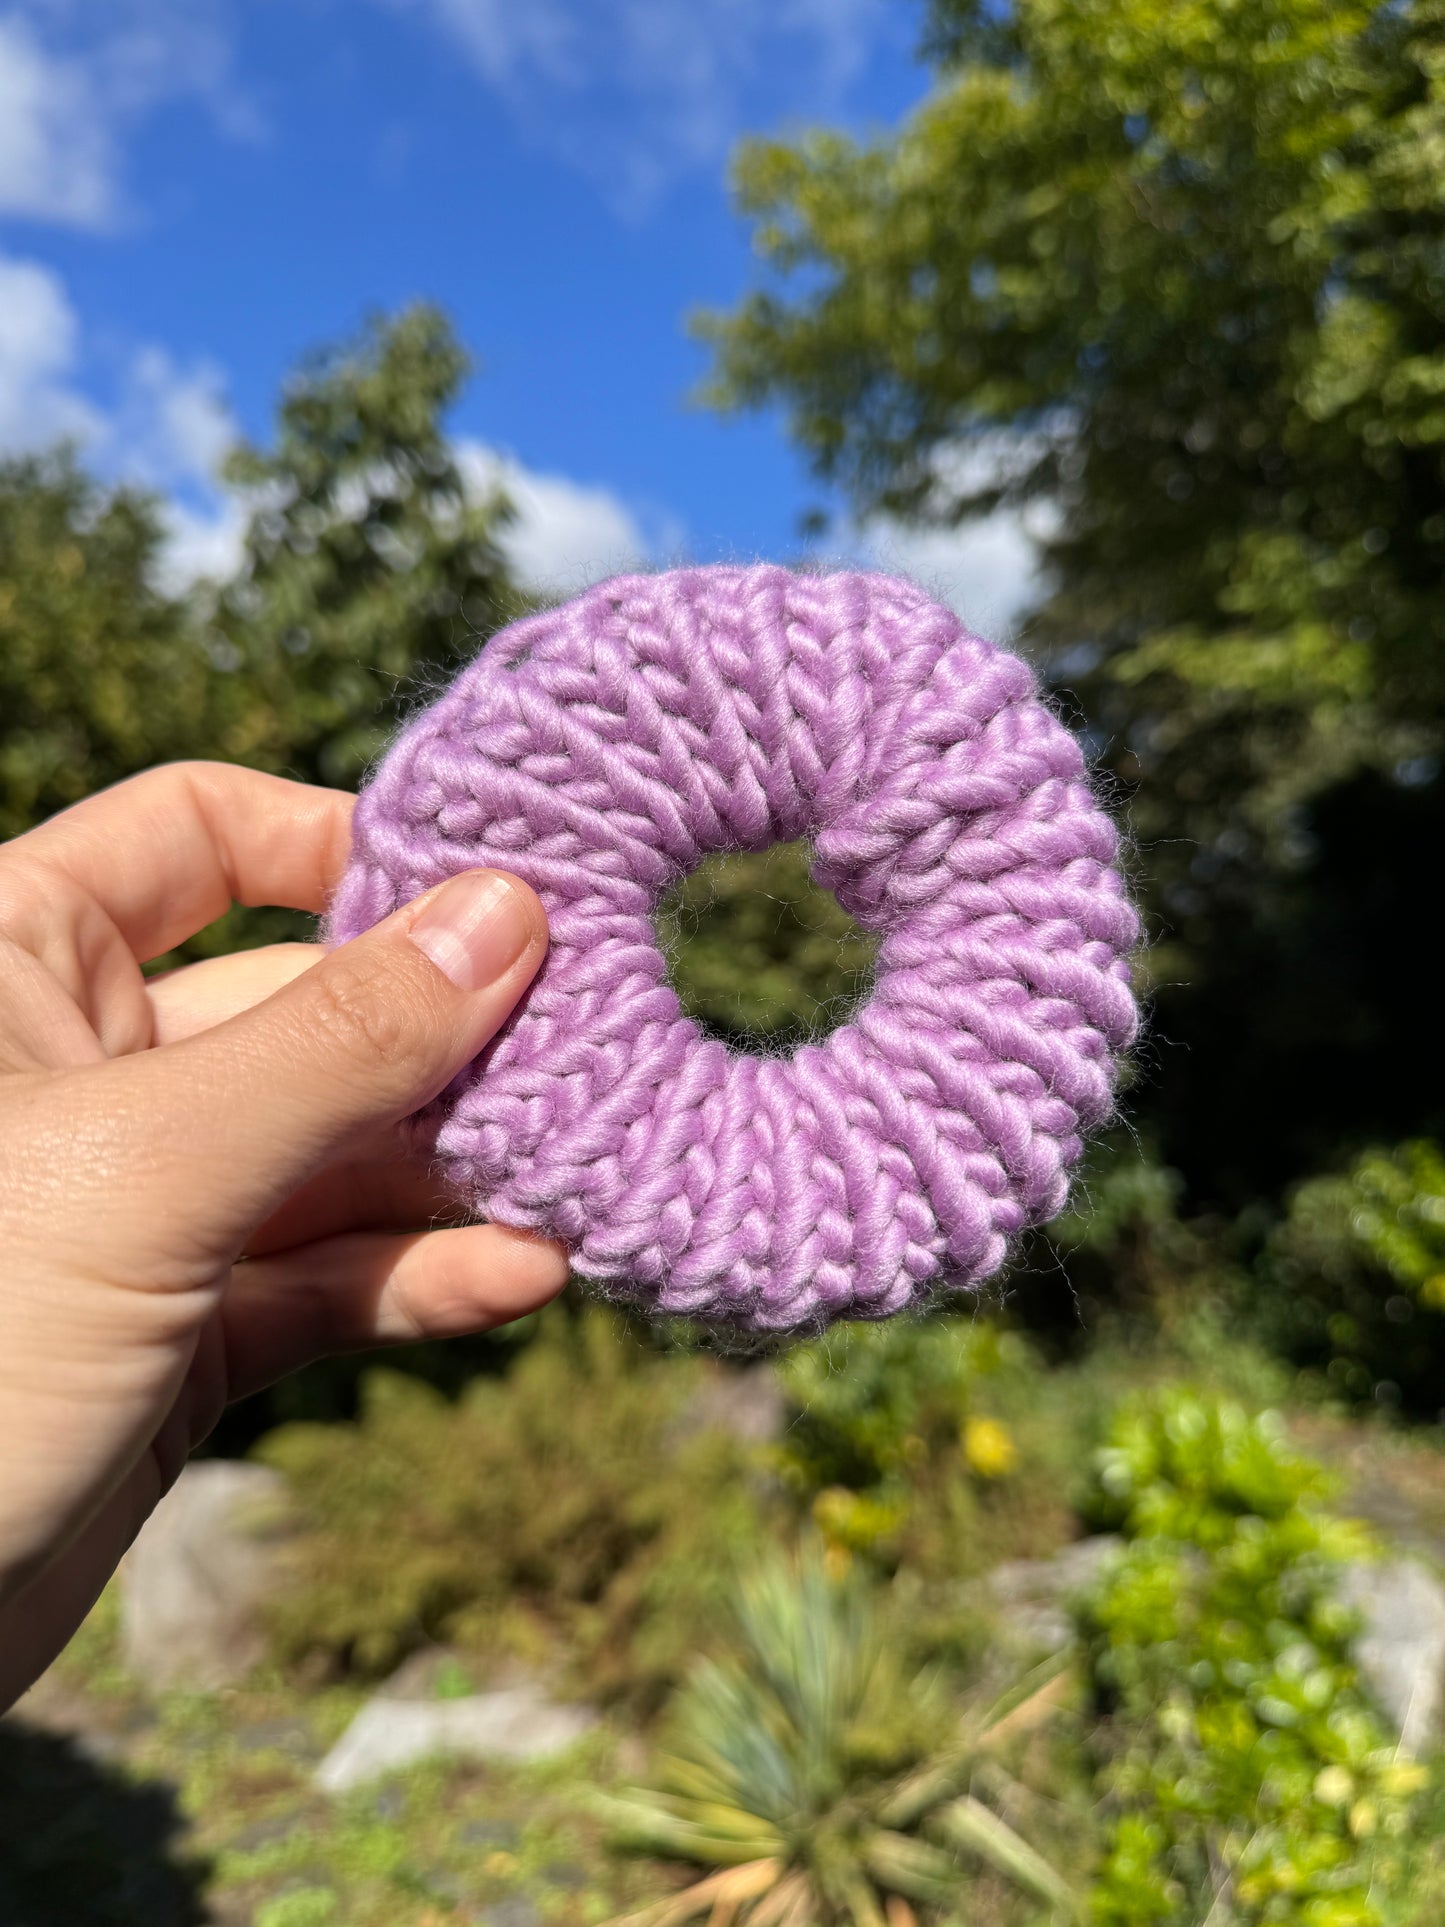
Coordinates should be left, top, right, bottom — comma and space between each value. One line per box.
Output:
0, 762, 569, 1710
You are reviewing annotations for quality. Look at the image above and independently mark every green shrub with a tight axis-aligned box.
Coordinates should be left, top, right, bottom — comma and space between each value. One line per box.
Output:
257, 1307, 770, 1701
603, 1546, 1082, 1925
1079, 1390, 1425, 1925
656, 841, 876, 1050
771, 1315, 1037, 1566
1258, 1140, 1445, 1414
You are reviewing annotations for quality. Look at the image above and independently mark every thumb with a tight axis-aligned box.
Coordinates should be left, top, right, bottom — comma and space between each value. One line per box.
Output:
130, 868, 547, 1260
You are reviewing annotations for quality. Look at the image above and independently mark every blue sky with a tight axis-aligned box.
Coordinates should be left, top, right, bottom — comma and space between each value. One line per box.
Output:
0, 0, 1037, 629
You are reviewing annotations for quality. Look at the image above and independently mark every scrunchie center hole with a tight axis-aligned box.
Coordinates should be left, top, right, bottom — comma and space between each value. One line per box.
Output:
656, 840, 878, 1053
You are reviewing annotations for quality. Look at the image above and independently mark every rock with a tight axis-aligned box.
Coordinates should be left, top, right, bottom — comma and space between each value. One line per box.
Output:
985, 1536, 1124, 1655
316, 1683, 598, 1793
542, 1862, 588, 1890
474, 1902, 541, 1927
1339, 1556, 1445, 1755
673, 1366, 785, 1447
119, 1461, 296, 1692
375, 1646, 475, 1699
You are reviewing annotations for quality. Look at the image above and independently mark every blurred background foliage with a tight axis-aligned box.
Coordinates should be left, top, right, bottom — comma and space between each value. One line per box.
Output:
700, 0, 1445, 1215
11, 2, 1445, 1920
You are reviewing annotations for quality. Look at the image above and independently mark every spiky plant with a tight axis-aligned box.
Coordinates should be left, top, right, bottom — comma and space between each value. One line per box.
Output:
601, 1548, 1080, 1927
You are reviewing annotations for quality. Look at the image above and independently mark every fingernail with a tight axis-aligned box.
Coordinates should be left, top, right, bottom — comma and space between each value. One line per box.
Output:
408, 872, 535, 991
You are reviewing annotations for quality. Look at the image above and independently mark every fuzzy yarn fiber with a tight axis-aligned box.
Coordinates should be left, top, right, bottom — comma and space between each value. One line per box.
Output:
330, 564, 1138, 1334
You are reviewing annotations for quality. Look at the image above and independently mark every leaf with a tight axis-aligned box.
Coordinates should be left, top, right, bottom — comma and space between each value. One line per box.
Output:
862, 1830, 961, 1905
934, 1797, 1081, 1919
602, 1861, 784, 1927
975, 1649, 1077, 1746
747, 1871, 813, 1927
598, 1793, 783, 1867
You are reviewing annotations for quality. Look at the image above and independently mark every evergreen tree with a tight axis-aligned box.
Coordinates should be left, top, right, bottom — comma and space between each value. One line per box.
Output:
0, 451, 212, 842
214, 302, 521, 788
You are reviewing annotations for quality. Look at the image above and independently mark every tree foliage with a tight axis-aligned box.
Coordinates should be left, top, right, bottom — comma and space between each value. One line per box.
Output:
213, 301, 521, 789
0, 451, 212, 842
0, 305, 525, 986
700, 0, 1445, 1205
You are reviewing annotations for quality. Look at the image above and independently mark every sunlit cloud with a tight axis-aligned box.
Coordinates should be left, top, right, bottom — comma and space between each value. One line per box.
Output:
456, 442, 658, 596
0, 253, 107, 447
0, 247, 243, 590
0, 2, 258, 229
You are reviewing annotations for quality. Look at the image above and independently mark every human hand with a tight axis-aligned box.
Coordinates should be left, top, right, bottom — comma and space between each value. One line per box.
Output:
0, 762, 565, 1708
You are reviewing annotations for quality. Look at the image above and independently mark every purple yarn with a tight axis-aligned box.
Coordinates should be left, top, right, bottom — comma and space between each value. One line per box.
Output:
329, 564, 1138, 1334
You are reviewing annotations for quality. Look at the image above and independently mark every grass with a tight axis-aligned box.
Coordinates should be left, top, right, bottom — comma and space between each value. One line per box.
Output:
13, 1628, 670, 1926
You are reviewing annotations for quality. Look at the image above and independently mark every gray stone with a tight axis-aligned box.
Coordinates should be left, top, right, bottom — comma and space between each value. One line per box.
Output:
474, 1902, 540, 1927
542, 1862, 588, 1890
985, 1536, 1124, 1654
673, 1366, 786, 1447
1339, 1556, 1445, 1755
119, 1461, 297, 1692
316, 1683, 598, 1793
376, 1646, 472, 1700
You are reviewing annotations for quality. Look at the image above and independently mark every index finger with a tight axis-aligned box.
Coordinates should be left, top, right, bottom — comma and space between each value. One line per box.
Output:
0, 763, 355, 963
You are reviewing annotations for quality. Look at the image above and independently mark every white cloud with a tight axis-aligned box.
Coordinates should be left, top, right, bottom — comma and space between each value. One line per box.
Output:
0, 253, 105, 447
0, 246, 243, 588
457, 441, 652, 595
846, 434, 1062, 642
376, 0, 896, 214
0, 2, 256, 228
114, 346, 236, 487
153, 492, 247, 594
0, 15, 114, 223
857, 508, 1045, 642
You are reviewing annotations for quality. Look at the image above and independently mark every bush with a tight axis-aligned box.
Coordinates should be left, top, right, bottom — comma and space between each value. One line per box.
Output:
603, 1545, 1082, 1925
257, 1306, 770, 1702
656, 841, 876, 1050
770, 1315, 1038, 1567
1079, 1390, 1425, 1925
1257, 1140, 1445, 1415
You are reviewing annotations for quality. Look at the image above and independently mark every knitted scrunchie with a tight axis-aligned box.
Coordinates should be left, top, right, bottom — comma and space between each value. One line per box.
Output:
329, 564, 1138, 1334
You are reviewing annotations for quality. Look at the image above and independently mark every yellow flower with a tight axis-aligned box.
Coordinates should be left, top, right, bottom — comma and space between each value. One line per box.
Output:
811, 1485, 904, 1552
963, 1415, 1017, 1479
1420, 1272, 1445, 1311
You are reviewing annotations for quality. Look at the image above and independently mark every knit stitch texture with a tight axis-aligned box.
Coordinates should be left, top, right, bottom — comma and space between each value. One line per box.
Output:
329, 564, 1139, 1333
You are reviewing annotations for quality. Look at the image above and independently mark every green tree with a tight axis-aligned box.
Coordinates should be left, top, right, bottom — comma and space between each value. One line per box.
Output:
212, 302, 522, 789
0, 450, 213, 842
699, 0, 1445, 1206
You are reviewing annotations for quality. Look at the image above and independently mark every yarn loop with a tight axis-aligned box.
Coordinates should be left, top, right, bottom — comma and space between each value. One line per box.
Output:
330, 565, 1138, 1333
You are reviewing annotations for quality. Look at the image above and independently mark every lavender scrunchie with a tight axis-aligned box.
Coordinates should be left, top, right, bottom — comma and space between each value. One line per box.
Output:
329, 565, 1138, 1334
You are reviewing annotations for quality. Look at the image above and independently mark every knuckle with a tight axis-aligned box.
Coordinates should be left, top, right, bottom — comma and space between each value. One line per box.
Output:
306, 955, 415, 1071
